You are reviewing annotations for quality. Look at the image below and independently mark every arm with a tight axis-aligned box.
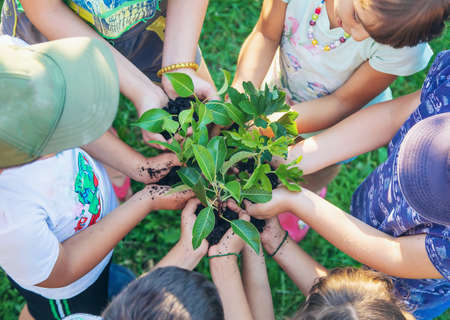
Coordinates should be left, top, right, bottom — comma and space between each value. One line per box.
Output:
81, 131, 180, 184
209, 209, 254, 320
293, 62, 397, 134
36, 186, 194, 288
245, 188, 443, 279
260, 217, 327, 295
161, 0, 218, 100
232, 0, 287, 91
241, 245, 275, 320
274, 90, 420, 174
154, 199, 208, 270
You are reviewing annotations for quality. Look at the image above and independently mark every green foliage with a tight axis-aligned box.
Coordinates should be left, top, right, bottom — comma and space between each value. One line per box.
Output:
192, 206, 215, 249
136, 72, 304, 253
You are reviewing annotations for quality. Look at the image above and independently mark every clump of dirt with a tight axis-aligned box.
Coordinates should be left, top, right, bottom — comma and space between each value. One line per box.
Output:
161, 97, 197, 140
156, 166, 181, 186
195, 204, 266, 246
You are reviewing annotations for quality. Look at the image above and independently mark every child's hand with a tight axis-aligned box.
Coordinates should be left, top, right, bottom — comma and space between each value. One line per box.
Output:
141, 185, 194, 211
162, 69, 220, 101
178, 199, 209, 260
208, 203, 250, 257
260, 217, 286, 254
244, 187, 294, 219
135, 153, 181, 184
134, 85, 170, 151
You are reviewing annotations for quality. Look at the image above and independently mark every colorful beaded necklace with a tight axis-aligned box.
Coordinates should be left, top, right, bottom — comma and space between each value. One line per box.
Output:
307, 0, 351, 51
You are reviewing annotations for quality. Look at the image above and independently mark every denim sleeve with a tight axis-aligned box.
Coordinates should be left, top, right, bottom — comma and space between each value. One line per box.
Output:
425, 234, 450, 280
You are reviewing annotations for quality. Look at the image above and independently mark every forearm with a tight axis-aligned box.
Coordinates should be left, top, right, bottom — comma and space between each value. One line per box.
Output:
37, 188, 156, 288
21, 0, 164, 110
210, 257, 253, 320
264, 237, 327, 295
233, 28, 279, 91
283, 91, 420, 174
284, 189, 442, 279
163, 0, 208, 66
242, 246, 274, 320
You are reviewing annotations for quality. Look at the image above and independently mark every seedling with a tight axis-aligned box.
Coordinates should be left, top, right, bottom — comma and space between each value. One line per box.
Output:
135, 71, 303, 253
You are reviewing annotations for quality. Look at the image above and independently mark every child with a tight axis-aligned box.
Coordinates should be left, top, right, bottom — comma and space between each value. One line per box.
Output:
0, 37, 193, 319
1, 0, 218, 148
231, 0, 447, 242
245, 51, 450, 319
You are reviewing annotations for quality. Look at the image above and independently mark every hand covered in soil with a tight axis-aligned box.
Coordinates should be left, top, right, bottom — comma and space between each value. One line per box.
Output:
244, 187, 295, 219
134, 85, 170, 151
260, 217, 286, 254
162, 68, 220, 101
135, 153, 181, 184
141, 185, 194, 211
177, 199, 209, 262
208, 203, 251, 257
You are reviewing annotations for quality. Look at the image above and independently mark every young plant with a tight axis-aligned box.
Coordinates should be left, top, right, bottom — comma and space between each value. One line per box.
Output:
134, 72, 303, 253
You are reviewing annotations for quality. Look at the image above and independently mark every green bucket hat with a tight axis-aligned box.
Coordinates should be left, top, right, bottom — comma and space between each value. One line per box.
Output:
0, 37, 119, 168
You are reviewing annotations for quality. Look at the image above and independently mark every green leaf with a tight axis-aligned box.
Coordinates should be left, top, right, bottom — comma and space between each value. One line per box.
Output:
135, 108, 172, 133
254, 117, 268, 128
147, 140, 181, 154
275, 164, 303, 192
243, 163, 271, 190
269, 122, 287, 139
221, 151, 255, 175
239, 99, 258, 115
224, 102, 247, 127
230, 219, 261, 253
206, 101, 233, 126
208, 136, 227, 175
242, 186, 272, 203
179, 108, 194, 133
177, 167, 202, 188
192, 206, 215, 249
228, 87, 245, 107
276, 111, 299, 136
197, 102, 214, 126
193, 145, 216, 182
165, 184, 192, 195
192, 180, 208, 206
162, 118, 179, 134
193, 124, 209, 146
164, 72, 194, 98
180, 137, 194, 162
224, 181, 241, 203
217, 69, 231, 96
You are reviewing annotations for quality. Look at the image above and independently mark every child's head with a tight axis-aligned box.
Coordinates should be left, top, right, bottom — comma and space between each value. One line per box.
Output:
102, 266, 225, 320
0, 37, 119, 169
334, 0, 448, 47
293, 267, 413, 320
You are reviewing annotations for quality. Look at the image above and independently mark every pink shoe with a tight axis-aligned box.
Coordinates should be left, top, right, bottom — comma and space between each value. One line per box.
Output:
278, 212, 309, 242
112, 176, 132, 202
319, 187, 327, 198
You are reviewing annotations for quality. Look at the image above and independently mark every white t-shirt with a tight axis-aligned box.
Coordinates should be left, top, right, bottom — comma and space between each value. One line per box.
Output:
266, 0, 433, 106
0, 149, 117, 299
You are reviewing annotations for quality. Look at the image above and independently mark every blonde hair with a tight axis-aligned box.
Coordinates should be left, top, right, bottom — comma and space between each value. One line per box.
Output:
293, 267, 414, 320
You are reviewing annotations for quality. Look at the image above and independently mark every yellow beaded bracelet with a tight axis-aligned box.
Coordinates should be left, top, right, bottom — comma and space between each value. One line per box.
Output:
157, 62, 199, 78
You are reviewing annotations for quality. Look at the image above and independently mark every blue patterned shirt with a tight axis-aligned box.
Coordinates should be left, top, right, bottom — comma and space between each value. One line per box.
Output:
351, 51, 450, 314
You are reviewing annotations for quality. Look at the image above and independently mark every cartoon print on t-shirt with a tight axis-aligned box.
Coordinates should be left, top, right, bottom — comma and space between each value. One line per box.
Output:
74, 153, 102, 232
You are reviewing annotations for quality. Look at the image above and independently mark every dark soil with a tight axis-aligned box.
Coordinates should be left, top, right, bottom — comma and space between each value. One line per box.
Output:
195, 204, 265, 246
156, 166, 181, 185
236, 158, 279, 189
161, 97, 197, 140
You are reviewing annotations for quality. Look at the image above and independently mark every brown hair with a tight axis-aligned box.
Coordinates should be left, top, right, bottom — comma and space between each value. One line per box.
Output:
360, 0, 449, 48
292, 267, 414, 320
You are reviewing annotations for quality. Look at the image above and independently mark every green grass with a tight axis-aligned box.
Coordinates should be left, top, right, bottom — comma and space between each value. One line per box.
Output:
0, 0, 449, 319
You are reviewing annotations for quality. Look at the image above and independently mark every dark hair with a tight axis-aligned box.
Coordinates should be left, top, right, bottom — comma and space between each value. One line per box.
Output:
292, 267, 413, 320
361, 0, 449, 48
102, 266, 224, 320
